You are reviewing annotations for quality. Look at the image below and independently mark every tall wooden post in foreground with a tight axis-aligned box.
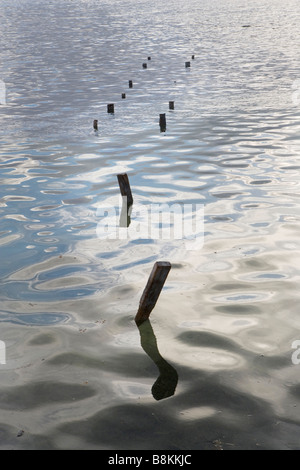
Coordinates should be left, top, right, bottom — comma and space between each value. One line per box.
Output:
135, 261, 171, 326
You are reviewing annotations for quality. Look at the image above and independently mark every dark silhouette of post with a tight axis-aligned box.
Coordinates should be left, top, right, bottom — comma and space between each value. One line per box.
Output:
142, 63, 147, 68
137, 319, 178, 400
93, 119, 98, 131
117, 173, 133, 207
185, 61, 191, 67
169, 101, 174, 110
129, 80, 133, 88
107, 103, 114, 113
122, 93, 126, 99
159, 113, 166, 132
135, 261, 171, 326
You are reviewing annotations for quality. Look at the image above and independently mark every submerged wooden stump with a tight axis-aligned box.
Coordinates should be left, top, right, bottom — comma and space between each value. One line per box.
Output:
159, 113, 166, 132
135, 261, 171, 326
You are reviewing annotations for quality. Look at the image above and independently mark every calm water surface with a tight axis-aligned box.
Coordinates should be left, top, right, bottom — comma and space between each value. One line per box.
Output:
0, 0, 300, 450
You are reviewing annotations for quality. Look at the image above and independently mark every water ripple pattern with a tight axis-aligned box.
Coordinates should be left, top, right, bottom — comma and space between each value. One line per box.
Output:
0, 0, 300, 450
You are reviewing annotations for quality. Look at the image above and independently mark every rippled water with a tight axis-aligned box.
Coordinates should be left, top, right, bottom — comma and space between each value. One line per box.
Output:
0, 0, 300, 450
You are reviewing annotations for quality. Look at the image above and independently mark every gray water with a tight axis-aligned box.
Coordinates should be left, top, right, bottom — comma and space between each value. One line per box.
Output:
0, 0, 300, 450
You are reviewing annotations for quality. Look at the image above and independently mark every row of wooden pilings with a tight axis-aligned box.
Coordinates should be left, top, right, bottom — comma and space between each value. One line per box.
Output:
93, 54, 195, 134
103, 55, 197, 399
102, 54, 195, 324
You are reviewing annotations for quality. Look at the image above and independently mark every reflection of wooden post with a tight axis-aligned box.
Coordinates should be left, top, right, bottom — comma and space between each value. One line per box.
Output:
119, 196, 132, 228
93, 119, 98, 130
117, 173, 133, 207
159, 113, 166, 132
135, 261, 171, 326
137, 319, 178, 400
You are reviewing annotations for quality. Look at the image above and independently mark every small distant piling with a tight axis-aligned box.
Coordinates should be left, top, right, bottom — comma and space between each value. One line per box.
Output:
117, 173, 133, 207
159, 113, 166, 132
122, 93, 126, 99
93, 119, 98, 131
107, 103, 114, 113
135, 261, 172, 326
129, 80, 133, 88
169, 101, 174, 110
148, 56, 151, 60
142, 63, 147, 69
185, 61, 191, 68
192, 54, 195, 59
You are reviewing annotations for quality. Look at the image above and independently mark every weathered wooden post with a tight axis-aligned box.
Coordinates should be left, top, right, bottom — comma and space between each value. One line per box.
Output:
135, 261, 171, 326
122, 93, 126, 99
129, 80, 133, 88
93, 119, 98, 131
107, 103, 114, 113
117, 173, 133, 207
192, 54, 195, 59
148, 56, 151, 60
159, 113, 166, 132
185, 61, 191, 68
142, 63, 147, 69
169, 101, 174, 110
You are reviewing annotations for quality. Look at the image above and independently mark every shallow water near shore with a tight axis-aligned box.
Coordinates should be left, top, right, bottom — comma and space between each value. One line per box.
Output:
0, 0, 300, 450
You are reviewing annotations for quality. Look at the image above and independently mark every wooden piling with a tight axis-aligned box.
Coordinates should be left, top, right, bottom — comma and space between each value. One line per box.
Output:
148, 56, 151, 60
107, 103, 114, 113
129, 80, 133, 88
185, 61, 191, 68
159, 113, 166, 132
142, 63, 147, 69
192, 54, 195, 59
135, 261, 171, 326
117, 173, 133, 207
169, 101, 174, 110
122, 93, 126, 99
93, 119, 98, 131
